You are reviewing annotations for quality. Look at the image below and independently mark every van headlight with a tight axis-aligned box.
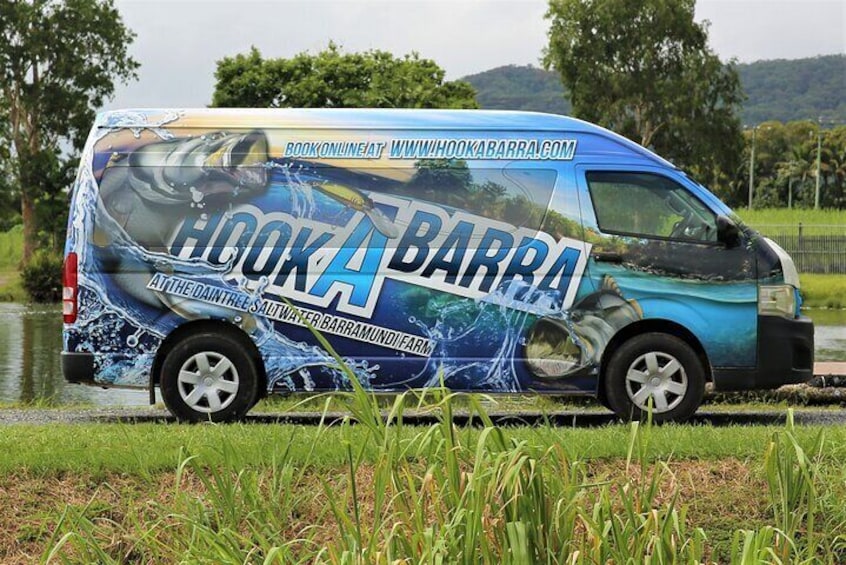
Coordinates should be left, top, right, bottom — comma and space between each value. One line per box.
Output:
758, 285, 797, 318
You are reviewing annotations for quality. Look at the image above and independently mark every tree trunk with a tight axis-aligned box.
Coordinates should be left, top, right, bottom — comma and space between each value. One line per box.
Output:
21, 189, 37, 266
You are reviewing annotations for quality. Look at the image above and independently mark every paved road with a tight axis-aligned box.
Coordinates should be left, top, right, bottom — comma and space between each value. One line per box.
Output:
816, 362, 846, 376
2, 406, 846, 427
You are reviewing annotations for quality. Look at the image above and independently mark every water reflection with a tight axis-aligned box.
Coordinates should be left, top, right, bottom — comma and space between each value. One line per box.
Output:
0, 303, 843, 406
807, 309, 846, 364
0, 304, 148, 405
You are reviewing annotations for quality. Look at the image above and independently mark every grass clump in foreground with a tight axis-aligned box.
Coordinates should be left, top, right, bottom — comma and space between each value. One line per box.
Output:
36, 398, 846, 563
34, 314, 846, 564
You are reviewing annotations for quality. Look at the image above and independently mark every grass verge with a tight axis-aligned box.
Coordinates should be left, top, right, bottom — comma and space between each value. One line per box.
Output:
800, 273, 846, 309
4, 416, 846, 476
0, 226, 26, 301
739, 208, 846, 231
0, 269, 27, 302
0, 225, 22, 270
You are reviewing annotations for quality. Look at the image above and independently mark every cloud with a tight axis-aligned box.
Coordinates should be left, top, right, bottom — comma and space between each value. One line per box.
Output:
107, 0, 844, 110
696, 0, 845, 63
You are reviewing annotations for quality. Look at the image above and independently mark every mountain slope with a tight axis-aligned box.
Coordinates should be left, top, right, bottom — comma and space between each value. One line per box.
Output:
462, 65, 570, 115
737, 54, 845, 124
462, 54, 845, 124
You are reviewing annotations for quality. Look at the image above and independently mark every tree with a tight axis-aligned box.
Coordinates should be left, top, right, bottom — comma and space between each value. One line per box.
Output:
543, 0, 744, 192
728, 121, 846, 209
0, 0, 138, 262
0, 119, 19, 231
212, 43, 478, 109
33, 148, 74, 249
408, 159, 473, 200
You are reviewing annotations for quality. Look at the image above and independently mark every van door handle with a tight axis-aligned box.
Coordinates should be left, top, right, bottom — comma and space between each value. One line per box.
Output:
592, 252, 623, 263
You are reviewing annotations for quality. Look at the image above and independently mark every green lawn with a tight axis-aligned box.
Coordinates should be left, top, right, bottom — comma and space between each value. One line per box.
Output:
0, 226, 27, 301
0, 271, 26, 302
0, 225, 22, 269
738, 207, 846, 231
800, 273, 846, 309
0, 417, 844, 476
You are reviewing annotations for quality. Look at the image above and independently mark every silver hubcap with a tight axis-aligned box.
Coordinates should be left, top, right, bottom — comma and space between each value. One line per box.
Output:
177, 351, 240, 413
625, 351, 687, 413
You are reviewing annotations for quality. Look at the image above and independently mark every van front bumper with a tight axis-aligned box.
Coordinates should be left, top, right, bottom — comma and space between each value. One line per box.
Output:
61, 351, 96, 384
711, 315, 814, 391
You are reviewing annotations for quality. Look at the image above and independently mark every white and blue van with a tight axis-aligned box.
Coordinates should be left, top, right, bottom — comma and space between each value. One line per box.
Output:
61, 109, 814, 422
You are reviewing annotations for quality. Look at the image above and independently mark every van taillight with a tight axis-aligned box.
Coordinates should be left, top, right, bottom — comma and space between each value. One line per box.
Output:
63, 252, 78, 323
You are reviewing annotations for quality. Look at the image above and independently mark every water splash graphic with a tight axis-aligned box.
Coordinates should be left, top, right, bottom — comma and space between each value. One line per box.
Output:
64, 111, 376, 390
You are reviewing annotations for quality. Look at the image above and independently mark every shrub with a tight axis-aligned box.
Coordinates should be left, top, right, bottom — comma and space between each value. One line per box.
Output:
21, 250, 63, 303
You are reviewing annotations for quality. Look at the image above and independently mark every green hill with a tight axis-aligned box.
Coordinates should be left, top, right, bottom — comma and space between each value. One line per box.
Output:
462, 65, 570, 115
462, 54, 845, 124
737, 55, 845, 124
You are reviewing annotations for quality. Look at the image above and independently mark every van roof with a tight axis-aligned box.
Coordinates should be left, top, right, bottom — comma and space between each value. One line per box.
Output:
95, 108, 675, 168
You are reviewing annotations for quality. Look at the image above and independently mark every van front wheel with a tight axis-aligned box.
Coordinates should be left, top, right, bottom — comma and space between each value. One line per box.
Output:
160, 333, 259, 423
604, 333, 705, 423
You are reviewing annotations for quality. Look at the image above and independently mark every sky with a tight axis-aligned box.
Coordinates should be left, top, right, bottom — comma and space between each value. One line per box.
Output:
108, 0, 846, 110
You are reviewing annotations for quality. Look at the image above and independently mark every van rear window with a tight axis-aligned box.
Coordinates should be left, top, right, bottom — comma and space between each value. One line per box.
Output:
93, 163, 558, 251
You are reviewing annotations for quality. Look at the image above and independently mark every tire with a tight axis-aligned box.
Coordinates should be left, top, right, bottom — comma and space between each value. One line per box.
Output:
597, 390, 612, 411
604, 333, 705, 423
160, 331, 260, 423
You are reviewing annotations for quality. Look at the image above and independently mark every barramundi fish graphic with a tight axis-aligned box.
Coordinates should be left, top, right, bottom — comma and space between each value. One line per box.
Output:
94, 130, 271, 328
524, 275, 643, 378
97, 130, 270, 248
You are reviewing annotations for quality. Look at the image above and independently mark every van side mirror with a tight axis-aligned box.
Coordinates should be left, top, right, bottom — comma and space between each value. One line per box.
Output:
716, 215, 741, 248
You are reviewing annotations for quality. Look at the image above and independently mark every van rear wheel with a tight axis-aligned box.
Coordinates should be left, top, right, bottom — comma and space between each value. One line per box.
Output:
604, 333, 705, 423
160, 332, 259, 422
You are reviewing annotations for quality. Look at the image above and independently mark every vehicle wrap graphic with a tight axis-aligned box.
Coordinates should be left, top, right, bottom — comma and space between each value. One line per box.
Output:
167, 197, 587, 319
63, 109, 760, 394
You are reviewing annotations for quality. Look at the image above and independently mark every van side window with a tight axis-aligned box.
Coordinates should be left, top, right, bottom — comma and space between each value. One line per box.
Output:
390, 163, 557, 234
586, 172, 718, 242
300, 164, 558, 239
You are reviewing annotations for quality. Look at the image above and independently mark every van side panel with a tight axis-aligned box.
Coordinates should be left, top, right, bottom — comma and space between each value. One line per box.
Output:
64, 109, 749, 395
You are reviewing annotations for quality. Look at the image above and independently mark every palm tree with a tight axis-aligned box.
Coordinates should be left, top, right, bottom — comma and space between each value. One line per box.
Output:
827, 147, 846, 208
774, 159, 798, 207
787, 145, 815, 207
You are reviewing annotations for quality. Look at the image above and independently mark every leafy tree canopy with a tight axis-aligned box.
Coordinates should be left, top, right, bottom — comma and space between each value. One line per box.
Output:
212, 43, 478, 109
543, 0, 744, 188
733, 121, 846, 209
0, 0, 138, 261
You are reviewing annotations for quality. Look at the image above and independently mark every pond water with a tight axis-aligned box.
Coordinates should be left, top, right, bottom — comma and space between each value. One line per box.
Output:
0, 303, 844, 406
0, 304, 149, 406
813, 309, 846, 365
